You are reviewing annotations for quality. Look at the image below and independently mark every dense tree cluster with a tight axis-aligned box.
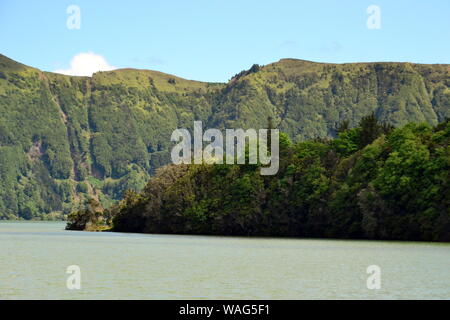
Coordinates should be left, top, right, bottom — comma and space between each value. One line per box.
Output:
67, 117, 450, 241
66, 198, 111, 231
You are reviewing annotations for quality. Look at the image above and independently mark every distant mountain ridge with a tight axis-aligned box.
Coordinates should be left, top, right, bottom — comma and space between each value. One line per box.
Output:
0, 54, 449, 219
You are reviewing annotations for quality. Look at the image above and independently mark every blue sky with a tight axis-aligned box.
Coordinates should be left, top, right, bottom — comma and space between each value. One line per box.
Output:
1, 0, 449, 82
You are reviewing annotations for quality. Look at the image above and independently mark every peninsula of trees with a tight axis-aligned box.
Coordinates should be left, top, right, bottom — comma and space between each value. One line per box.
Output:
67, 116, 450, 242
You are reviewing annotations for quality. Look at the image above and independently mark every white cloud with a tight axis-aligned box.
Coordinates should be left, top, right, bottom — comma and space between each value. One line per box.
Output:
54, 52, 116, 76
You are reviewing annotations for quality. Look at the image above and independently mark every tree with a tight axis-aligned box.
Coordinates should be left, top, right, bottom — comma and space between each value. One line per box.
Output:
337, 119, 350, 134
358, 112, 382, 148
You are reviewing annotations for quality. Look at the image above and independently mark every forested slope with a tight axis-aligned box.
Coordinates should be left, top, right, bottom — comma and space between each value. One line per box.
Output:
0, 54, 449, 219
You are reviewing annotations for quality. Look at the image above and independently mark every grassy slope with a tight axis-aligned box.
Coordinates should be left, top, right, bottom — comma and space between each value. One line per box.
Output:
0, 54, 449, 219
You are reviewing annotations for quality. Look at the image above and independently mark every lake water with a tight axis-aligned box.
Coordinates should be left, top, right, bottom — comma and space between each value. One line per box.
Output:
0, 221, 449, 299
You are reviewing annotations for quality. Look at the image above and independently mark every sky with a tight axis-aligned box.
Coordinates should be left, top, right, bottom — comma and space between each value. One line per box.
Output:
0, 0, 449, 82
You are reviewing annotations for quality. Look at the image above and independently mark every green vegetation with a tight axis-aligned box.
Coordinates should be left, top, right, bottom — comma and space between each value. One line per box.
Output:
0, 54, 449, 221
66, 198, 111, 231
76, 117, 448, 241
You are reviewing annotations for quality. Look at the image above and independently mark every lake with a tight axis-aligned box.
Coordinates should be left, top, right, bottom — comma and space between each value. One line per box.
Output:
0, 221, 449, 299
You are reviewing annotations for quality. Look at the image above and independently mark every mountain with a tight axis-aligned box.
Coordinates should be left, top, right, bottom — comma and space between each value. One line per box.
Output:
0, 54, 449, 219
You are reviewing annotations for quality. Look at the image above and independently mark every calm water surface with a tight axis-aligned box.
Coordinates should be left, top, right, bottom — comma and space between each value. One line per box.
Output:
0, 221, 449, 299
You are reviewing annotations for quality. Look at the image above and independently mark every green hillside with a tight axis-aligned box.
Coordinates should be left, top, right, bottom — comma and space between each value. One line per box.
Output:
0, 54, 449, 219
